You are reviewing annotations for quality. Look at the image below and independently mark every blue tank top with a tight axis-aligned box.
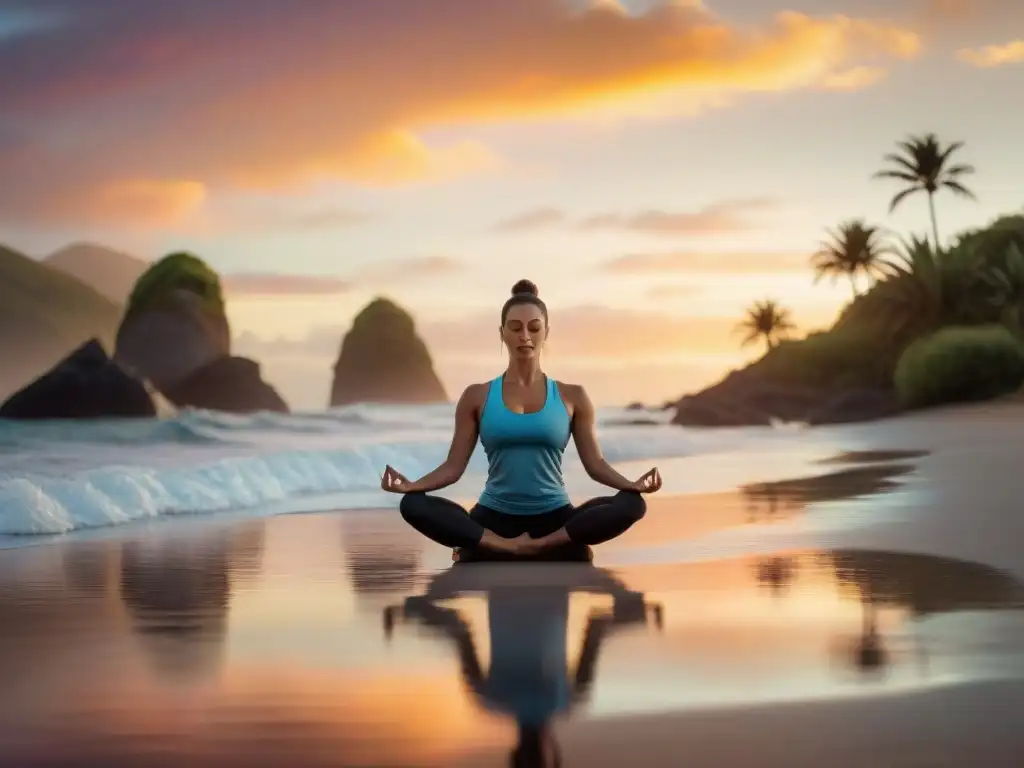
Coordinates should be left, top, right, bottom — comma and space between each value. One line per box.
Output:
477, 375, 572, 515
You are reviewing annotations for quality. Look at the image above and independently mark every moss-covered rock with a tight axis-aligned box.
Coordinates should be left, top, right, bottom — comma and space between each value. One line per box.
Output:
329, 298, 447, 406
124, 251, 225, 320
114, 251, 231, 393
115, 251, 288, 413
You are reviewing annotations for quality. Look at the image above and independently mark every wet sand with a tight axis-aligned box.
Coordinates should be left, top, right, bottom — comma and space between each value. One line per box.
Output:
3, 404, 1024, 766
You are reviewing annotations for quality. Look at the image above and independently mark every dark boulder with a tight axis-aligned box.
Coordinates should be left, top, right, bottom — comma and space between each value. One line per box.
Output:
0, 339, 161, 420
162, 356, 289, 414
671, 381, 903, 428
672, 394, 773, 427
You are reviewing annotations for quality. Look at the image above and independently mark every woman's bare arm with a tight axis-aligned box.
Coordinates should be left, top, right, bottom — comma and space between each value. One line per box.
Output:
403, 384, 484, 493
566, 384, 640, 492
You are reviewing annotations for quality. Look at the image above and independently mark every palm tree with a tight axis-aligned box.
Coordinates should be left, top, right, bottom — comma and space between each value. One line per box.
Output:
736, 299, 795, 353
812, 220, 894, 298
873, 133, 977, 251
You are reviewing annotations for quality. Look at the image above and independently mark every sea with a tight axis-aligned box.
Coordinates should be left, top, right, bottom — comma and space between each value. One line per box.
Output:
0, 404, 849, 546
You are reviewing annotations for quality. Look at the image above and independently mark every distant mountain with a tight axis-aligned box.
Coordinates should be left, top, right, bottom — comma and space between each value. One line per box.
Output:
44, 242, 149, 304
0, 244, 125, 400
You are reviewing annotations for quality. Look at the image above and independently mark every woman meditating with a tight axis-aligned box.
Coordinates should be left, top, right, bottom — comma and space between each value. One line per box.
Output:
380, 279, 661, 561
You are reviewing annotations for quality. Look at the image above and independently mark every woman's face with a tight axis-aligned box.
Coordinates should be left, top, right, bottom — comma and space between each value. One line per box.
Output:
501, 302, 547, 361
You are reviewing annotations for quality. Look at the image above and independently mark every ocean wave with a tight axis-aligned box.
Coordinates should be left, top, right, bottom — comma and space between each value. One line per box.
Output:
0, 404, 771, 538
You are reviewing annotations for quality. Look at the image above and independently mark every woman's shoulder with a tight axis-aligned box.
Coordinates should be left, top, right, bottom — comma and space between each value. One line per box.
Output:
458, 381, 492, 407
554, 379, 588, 405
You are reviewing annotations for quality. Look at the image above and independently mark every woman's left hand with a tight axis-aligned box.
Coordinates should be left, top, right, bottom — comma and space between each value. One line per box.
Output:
631, 467, 662, 494
381, 465, 413, 493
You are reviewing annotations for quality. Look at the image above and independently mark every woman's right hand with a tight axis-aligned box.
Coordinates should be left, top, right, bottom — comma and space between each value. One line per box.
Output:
381, 464, 413, 493
630, 467, 663, 494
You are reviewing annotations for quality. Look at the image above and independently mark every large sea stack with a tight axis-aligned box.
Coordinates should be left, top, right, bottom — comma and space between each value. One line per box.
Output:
114, 251, 288, 414
329, 298, 447, 407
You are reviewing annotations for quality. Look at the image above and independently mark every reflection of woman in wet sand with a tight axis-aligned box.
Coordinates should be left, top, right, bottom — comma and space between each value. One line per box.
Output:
383, 565, 664, 767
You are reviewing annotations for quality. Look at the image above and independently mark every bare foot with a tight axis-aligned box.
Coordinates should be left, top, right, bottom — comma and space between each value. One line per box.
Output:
504, 534, 535, 555
478, 530, 532, 555
526, 528, 571, 554
516, 536, 547, 556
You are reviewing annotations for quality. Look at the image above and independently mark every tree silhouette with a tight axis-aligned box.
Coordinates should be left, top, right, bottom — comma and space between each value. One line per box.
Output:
812, 220, 894, 298
736, 299, 795, 353
873, 133, 976, 251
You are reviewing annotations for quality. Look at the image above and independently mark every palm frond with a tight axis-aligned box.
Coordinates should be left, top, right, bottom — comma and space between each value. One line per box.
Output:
943, 180, 977, 199
943, 163, 975, 177
938, 140, 965, 164
873, 169, 920, 183
881, 153, 919, 175
888, 185, 921, 213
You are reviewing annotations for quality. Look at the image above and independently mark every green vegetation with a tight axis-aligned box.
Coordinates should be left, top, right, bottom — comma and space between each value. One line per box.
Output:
812, 220, 894, 298
124, 251, 225, 320
873, 132, 976, 250
736, 300, 795, 353
894, 325, 1024, 409
0, 244, 124, 397
734, 133, 1024, 411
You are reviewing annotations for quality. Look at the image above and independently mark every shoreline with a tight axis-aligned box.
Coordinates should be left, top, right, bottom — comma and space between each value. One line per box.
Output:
4, 398, 1023, 552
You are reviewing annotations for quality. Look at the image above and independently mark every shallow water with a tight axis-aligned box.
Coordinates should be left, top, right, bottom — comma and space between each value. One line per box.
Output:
2, 494, 1024, 767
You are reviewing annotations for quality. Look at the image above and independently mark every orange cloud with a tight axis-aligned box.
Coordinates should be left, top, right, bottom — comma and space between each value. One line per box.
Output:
202, 9, 920, 188
42, 178, 207, 227
955, 39, 1024, 67
269, 131, 501, 188
0, 2, 922, 224
602, 250, 811, 273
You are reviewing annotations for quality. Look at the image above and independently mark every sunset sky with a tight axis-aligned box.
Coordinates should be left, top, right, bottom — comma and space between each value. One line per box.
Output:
2, 0, 1022, 407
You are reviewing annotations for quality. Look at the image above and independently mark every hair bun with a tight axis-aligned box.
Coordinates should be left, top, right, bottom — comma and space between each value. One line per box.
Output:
511, 279, 539, 297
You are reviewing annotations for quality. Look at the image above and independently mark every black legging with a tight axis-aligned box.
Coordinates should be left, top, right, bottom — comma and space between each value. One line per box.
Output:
399, 490, 646, 550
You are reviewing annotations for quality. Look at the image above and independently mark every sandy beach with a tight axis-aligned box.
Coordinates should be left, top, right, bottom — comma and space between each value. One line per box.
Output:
2, 403, 1024, 766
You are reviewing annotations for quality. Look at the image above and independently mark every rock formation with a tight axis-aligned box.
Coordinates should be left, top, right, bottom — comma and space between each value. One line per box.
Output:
670, 367, 901, 428
114, 252, 231, 393
0, 243, 123, 402
114, 251, 289, 414
0, 339, 170, 420
330, 298, 447, 407
163, 356, 288, 414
